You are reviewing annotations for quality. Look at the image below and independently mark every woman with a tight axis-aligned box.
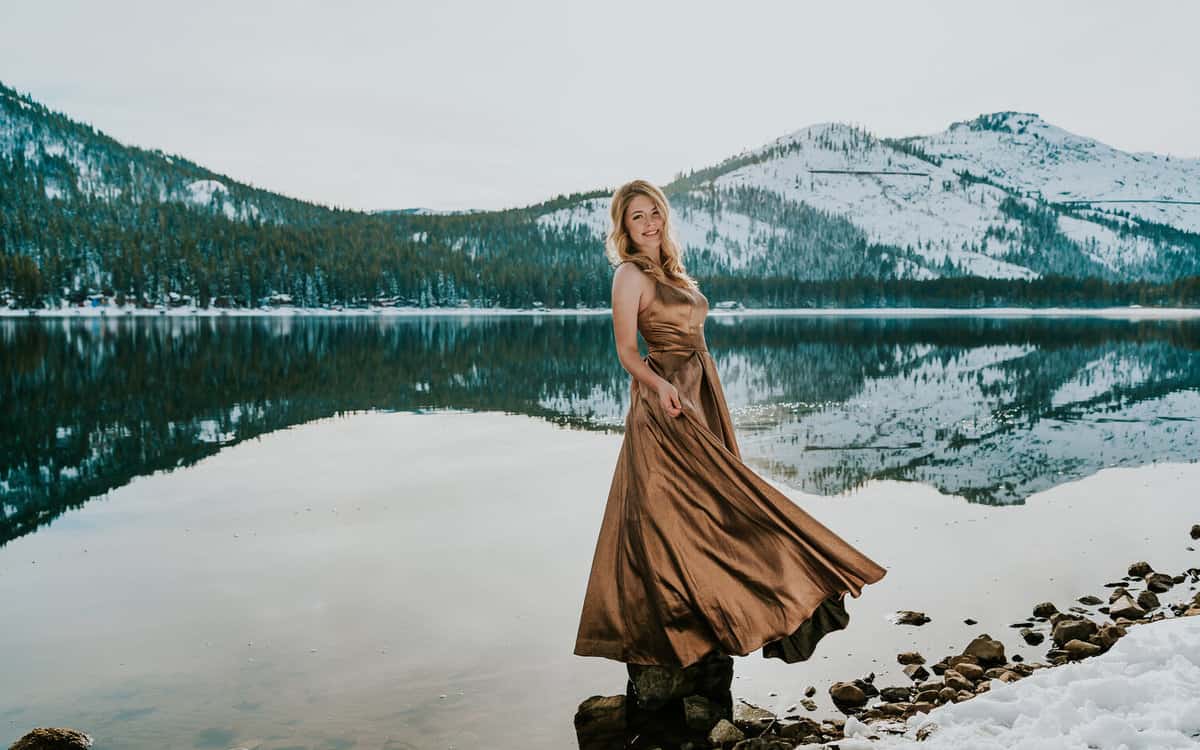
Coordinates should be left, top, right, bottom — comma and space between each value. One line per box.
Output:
573, 179, 888, 669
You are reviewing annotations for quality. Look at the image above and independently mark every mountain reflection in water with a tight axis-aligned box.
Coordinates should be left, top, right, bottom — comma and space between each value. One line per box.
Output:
3, 314, 1199, 546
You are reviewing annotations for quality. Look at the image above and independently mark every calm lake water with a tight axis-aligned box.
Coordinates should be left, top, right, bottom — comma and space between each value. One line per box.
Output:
2, 314, 1199, 749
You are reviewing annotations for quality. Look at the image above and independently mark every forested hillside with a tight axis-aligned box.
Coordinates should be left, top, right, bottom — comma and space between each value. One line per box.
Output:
3, 81, 1199, 309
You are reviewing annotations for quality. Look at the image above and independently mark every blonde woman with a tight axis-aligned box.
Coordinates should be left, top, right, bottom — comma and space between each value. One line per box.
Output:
574, 179, 887, 669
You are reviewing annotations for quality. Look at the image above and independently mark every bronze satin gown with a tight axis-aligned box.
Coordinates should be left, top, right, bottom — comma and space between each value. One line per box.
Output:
573, 274, 888, 669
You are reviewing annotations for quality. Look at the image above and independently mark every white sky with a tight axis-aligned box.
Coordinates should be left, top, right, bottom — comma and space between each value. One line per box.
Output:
3, 0, 1198, 212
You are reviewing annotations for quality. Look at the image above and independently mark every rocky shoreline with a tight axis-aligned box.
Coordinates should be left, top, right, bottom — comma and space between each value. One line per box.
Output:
574, 522, 1200, 750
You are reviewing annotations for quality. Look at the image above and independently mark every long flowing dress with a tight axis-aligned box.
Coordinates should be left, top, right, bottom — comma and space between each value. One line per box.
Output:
573, 272, 888, 669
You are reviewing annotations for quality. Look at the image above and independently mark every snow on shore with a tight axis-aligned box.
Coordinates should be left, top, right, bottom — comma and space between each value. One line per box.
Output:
824, 614, 1200, 750
3, 305, 1200, 320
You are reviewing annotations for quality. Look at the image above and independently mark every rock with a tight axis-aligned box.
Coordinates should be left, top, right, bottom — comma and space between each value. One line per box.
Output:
916, 722, 939, 741
1145, 573, 1174, 593
829, 681, 868, 708
874, 701, 910, 717
1191, 524, 1200, 540
626, 650, 732, 710
683, 695, 725, 732
8, 729, 93, 750
804, 685, 816, 697
1064, 639, 1102, 659
1109, 594, 1147, 621
937, 686, 957, 703
1137, 590, 1160, 611
574, 696, 626, 750
1020, 627, 1044, 645
626, 665, 692, 710
1128, 561, 1154, 577
1109, 586, 1131, 603
893, 610, 931, 625
1077, 595, 1103, 606
731, 700, 775, 732
896, 651, 925, 665
947, 654, 980, 670
902, 663, 930, 682
730, 738, 792, 750
708, 719, 745, 746
943, 669, 974, 692
800, 698, 817, 711
1050, 611, 1083, 627
1032, 601, 1058, 618
777, 717, 822, 741
1090, 623, 1126, 652
952, 661, 984, 682
962, 634, 1007, 667
954, 690, 974, 702
963, 618, 977, 625
915, 688, 941, 704
880, 686, 913, 702
1052, 618, 1098, 647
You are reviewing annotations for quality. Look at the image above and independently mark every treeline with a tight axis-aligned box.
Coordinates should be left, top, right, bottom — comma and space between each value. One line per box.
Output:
697, 274, 1200, 308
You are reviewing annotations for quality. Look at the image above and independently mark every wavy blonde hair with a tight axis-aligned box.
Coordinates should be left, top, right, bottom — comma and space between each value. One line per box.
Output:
604, 179, 699, 290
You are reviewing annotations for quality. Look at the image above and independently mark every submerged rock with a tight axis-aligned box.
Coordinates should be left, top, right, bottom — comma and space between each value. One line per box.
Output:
892, 610, 931, 626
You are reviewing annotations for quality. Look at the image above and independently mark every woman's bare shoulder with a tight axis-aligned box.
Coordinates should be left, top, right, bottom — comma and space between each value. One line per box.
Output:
613, 260, 654, 290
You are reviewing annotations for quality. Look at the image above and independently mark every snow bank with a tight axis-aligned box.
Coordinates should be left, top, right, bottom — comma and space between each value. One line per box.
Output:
824, 615, 1200, 749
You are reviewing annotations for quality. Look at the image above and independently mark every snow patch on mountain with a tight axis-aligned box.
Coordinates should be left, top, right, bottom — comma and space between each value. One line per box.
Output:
911, 111, 1200, 234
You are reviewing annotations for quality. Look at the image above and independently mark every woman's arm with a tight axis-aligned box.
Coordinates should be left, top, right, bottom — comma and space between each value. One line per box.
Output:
611, 264, 683, 417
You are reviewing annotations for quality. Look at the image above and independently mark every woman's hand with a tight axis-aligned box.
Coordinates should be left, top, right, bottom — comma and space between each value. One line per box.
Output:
656, 380, 683, 418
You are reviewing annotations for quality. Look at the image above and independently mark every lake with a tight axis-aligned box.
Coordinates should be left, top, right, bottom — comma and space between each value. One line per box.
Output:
2, 314, 1199, 749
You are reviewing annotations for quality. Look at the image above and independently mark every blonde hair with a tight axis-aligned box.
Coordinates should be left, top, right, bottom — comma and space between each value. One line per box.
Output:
604, 179, 699, 290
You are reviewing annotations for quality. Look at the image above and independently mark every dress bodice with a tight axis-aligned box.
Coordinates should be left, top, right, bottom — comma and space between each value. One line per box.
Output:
637, 277, 710, 355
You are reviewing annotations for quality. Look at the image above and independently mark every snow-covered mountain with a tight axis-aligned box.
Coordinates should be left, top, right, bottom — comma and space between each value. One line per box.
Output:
0, 83, 325, 225
540, 113, 1200, 281
3, 75, 1198, 306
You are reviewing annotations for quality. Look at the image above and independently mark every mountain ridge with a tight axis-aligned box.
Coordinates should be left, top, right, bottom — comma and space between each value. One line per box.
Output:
2, 79, 1199, 309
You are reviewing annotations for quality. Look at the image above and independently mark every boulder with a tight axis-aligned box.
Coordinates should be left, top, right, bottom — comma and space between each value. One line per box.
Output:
879, 686, 913, 703
952, 661, 984, 682
731, 700, 775, 732
903, 663, 930, 682
1031, 602, 1058, 618
683, 695, 725, 732
1137, 590, 1160, 611
1109, 594, 1147, 621
574, 695, 626, 750
962, 634, 1006, 667
1020, 627, 1044, 645
893, 610, 931, 626
1064, 639, 1102, 659
943, 669, 974, 692
708, 719, 745, 746
1052, 618, 1098, 647
1145, 573, 1174, 593
1128, 561, 1154, 577
829, 681, 867, 708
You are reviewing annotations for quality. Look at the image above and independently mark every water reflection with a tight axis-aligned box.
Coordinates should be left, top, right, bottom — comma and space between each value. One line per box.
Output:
3, 315, 1199, 545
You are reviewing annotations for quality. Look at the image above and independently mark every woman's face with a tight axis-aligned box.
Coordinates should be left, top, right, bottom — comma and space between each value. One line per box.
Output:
623, 194, 663, 254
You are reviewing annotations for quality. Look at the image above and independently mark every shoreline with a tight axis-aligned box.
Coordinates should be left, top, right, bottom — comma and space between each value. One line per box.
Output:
3, 304, 1200, 319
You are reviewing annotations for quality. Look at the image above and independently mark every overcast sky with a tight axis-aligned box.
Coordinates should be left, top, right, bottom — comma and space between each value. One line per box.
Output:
3, 1, 1198, 212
